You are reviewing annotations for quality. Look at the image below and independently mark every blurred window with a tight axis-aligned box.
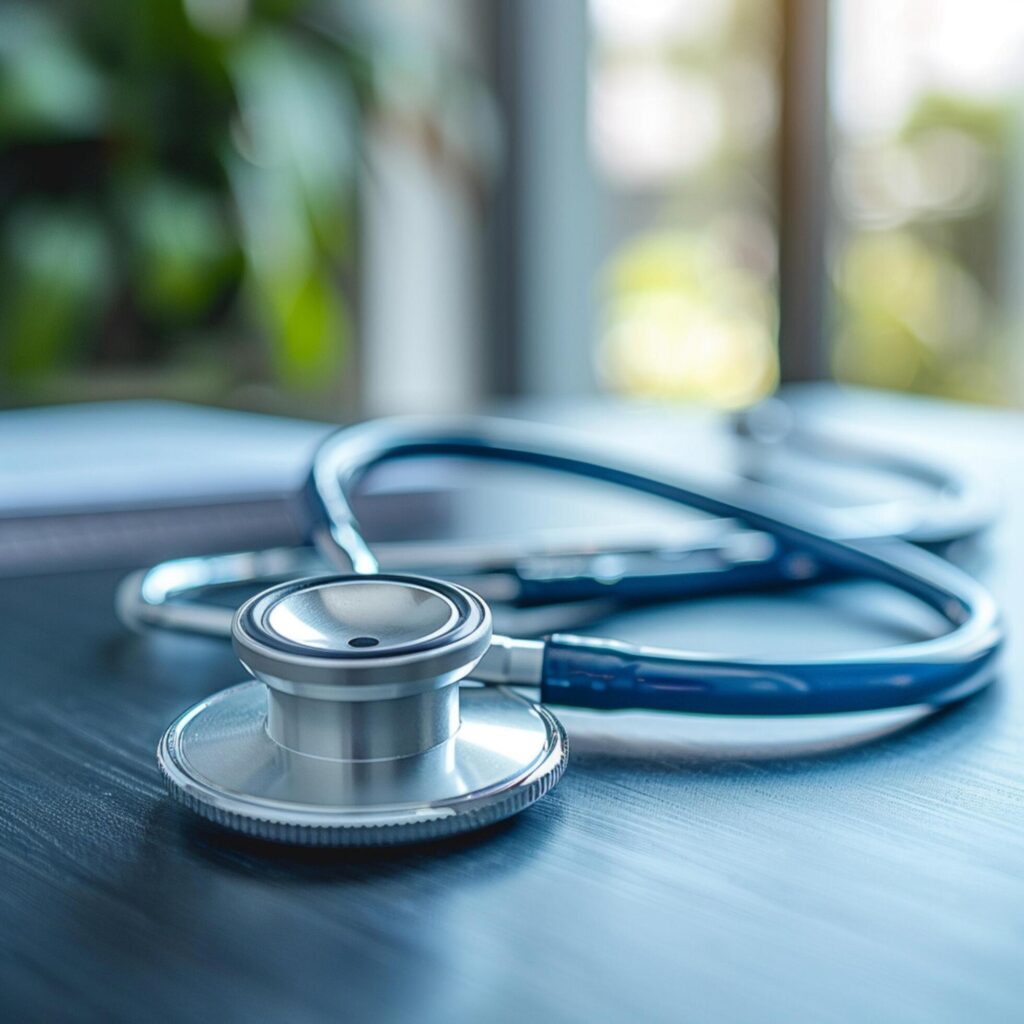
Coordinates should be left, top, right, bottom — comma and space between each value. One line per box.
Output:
7, 1, 1024, 415
831, 0, 1024, 403
588, 0, 781, 407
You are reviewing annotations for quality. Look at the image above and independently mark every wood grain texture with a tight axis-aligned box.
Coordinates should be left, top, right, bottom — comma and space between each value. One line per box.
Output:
1, 391, 1023, 1024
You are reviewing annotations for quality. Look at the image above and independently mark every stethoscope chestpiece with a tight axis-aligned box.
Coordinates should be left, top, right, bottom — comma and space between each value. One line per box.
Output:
157, 574, 566, 846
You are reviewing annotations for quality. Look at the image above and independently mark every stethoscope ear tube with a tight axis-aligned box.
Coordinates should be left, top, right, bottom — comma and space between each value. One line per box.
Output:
121, 415, 1004, 717
506, 537, 1001, 715
309, 417, 1003, 716
540, 624, 999, 716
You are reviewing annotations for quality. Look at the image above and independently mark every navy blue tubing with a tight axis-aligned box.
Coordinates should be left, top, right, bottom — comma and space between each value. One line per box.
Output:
307, 417, 1003, 715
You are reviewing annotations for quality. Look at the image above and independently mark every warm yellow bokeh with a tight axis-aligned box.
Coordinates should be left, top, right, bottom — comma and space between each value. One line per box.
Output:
597, 233, 778, 407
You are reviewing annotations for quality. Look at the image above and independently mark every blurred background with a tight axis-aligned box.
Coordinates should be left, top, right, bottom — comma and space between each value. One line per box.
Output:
3, 0, 1024, 420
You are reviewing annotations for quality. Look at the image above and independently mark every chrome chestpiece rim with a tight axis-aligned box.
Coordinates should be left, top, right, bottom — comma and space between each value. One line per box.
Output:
158, 575, 567, 846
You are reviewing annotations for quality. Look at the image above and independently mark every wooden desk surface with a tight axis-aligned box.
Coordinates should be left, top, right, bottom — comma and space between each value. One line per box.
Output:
2, 391, 1022, 1023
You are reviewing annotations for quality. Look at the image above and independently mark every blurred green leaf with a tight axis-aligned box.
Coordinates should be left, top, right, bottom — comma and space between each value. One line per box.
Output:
127, 178, 240, 321
0, 0, 372, 404
261, 267, 349, 391
1, 205, 112, 375
228, 28, 358, 255
0, 5, 107, 137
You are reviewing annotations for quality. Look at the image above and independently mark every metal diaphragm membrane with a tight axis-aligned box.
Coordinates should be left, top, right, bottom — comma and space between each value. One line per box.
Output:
157, 574, 566, 845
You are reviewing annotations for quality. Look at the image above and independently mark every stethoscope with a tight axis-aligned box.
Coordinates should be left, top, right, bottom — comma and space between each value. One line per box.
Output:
120, 405, 1004, 847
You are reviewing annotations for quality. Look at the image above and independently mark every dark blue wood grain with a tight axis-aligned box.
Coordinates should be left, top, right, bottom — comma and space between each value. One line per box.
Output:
1, 391, 1022, 1023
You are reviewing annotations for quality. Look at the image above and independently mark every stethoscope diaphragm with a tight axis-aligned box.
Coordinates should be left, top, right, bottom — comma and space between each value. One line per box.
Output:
157, 575, 566, 845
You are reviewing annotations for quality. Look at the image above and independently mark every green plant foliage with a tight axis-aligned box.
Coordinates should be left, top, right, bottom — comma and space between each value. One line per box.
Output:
833, 89, 1014, 404
0, 0, 371, 401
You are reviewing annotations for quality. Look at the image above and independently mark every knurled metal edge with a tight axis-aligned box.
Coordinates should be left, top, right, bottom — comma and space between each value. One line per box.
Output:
158, 716, 567, 847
